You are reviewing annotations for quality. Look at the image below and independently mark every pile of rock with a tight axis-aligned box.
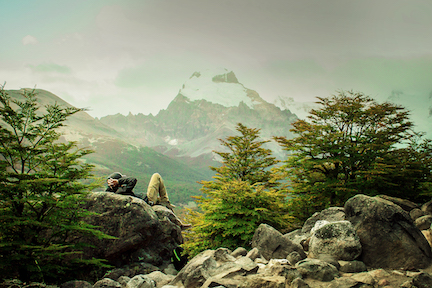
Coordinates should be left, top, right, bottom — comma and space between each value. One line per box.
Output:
3, 193, 432, 288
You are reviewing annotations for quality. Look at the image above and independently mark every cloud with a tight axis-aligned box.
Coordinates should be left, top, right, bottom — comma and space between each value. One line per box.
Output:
28, 63, 72, 74
22, 35, 38, 45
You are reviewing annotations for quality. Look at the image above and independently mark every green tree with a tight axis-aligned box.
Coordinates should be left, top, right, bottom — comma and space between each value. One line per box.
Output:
0, 85, 112, 283
184, 123, 292, 256
274, 90, 427, 222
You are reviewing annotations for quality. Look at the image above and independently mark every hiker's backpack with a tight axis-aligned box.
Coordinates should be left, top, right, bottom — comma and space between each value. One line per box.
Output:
171, 246, 188, 271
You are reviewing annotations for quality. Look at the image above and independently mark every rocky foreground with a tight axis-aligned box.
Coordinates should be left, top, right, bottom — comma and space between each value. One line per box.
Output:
3, 192, 432, 288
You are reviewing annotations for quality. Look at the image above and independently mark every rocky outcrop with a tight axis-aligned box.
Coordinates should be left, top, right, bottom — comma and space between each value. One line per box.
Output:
4, 193, 432, 288
82, 192, 183, 266
345, 194, 432, 269
251, 224, 307, 261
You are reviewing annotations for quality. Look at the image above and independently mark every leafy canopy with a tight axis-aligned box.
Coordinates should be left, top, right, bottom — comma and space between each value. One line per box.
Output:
275, 90, 432, 223
184, 123, 292, 256
0, 85, 112, 283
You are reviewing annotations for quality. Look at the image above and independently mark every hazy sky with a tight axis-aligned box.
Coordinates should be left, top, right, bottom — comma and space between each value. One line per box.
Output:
1, 0, 432, 119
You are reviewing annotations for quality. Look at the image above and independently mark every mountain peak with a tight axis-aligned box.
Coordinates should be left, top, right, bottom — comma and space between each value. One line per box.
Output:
179, 69, 257, 108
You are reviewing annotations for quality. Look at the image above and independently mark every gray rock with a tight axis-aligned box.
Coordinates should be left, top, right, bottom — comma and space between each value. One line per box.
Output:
231, 247, 247, 258
146, 271, 173, 288
214, 248, 236, 263
238, 274, 286, 288
309, 221, 362, 261
290, 277, 310, 288
60, 280, 92, 288
93, 279, 121, 288
316, 254, 340, 270
287, 251, 303, 265
252, 223, 306, 261
422, 200, 432, 215
171, 250, 218, 288
302, 207, 345, 234
410, 208, 426, 221
126, 275, 156, 288
295, 259, 339, 282
326, 277, 363, 288
284, 229, 310, 247
245, 248, 260, 261
345, 194, 432, 269
412, 272, 432, 288
338, 260, 367, 273
377, 195, 419, 212
415, 215, 432, 230
83, 192, 182, 266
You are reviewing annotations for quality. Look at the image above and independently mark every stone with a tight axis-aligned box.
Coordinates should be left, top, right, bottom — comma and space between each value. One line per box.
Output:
415, 215, 432, 230
126, 275, 156, 288
289, 277, 310, 288
377, 195, 419, 212
284, 229, 310, 247
252, 224, 306, 261
410, 208, 426, 221
301, 207, 345, 234
93, 279, 122, 288
345, 194, 432, 269
326, 277, 362, 288
412, 272, 432, 288
309, 221, 362, 261
239, 274, 286, 288
231, 247, 247, 258
422, 229, 432, 247
146, 271, 174, 287
170, 250, 218, 288
316, 254, 340, 270
295, 259, 339, 282
214, 248, 236, 263
82, 192, 182, 266
350, 272, 375, 286
287, 251, 303, 265
60, 281, 92, 288
338, 260, 367, 273
246, 248, 260, 261
422, 200, 432, 215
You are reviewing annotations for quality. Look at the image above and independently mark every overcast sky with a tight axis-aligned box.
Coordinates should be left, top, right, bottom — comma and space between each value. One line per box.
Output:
1, 0, 432, 120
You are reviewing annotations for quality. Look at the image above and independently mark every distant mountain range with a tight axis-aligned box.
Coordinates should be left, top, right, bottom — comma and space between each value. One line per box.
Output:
99, 69, 298, 170
9, 69, 428, 206
4, 69, 298, 205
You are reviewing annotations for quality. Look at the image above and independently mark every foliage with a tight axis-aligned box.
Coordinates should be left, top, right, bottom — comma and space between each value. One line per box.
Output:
0, 85, 112, 283
275, 90, 431, 223
184, 123, 292, 256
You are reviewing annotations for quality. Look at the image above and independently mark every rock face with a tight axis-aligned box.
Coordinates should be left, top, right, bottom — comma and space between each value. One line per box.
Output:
82, 192, 183, 266
251, 223, 307, 261
345, 194, 432, 269
309, 220, 362, 261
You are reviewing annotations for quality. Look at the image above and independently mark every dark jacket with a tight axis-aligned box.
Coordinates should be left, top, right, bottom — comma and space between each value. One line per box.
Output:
106, 176, 137, 196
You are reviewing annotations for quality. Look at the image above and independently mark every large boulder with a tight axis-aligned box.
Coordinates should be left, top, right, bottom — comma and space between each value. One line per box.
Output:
82, 192, 183, 266
251, 224, 306, 261
170, 248, 259, 288
345, 194, 432, 269
309, 220, 362, 261
301, 207, 345, 234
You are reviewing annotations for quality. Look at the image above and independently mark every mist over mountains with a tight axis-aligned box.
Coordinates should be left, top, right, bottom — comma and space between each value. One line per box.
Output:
99, 69, 298, 170
5, 68, 431, 204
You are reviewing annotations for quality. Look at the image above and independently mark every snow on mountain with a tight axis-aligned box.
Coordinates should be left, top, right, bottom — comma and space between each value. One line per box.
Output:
178, 68, 259, 108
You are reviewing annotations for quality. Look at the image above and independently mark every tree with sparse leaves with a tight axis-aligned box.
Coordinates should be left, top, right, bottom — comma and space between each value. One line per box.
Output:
0, 85, 112, 283
184, 123, 292, 256
275, 90, 432, 223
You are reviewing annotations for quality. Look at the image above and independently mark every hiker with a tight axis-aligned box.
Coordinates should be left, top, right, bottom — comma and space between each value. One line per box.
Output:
106, 172, 137, 196
106, 172, 191, 230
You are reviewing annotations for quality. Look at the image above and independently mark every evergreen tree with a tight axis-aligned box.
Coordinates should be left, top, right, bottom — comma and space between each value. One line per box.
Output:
0, 85, 112, 283
275, 90, 431, 223
184, 123, 291, 256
